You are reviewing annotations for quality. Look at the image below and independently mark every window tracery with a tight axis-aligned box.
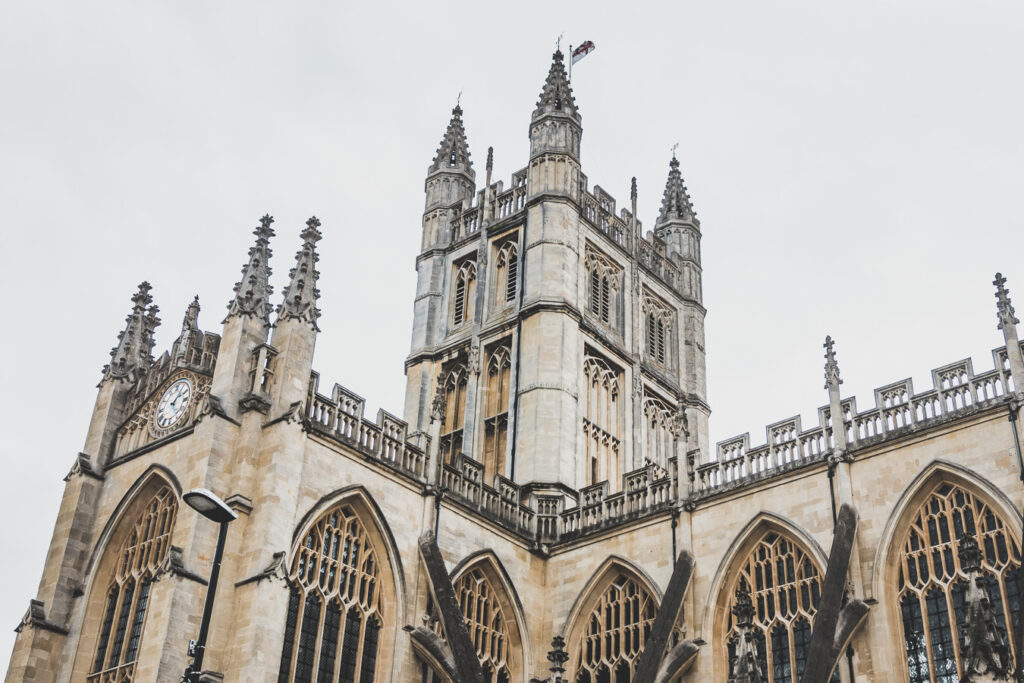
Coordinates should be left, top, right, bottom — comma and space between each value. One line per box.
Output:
582, 354, 622, 490
724, 531, 827, 682
571, 573, 656, 682
439, 362, 469, 464
896, 482, 1020, 682
453, 261, 477, 326
278, 503, 384, 683
585, 247, 620, 328
89, 485, 177, 683
494, 241, 518, 306
641, 393, 675, 470
482, 345, 512, 482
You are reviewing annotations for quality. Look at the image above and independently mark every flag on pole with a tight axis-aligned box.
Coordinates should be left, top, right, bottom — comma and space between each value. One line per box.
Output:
571, 41, 596, 65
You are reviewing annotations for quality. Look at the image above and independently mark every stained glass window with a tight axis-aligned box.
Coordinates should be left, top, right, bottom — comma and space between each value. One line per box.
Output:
572, 574, 656, 682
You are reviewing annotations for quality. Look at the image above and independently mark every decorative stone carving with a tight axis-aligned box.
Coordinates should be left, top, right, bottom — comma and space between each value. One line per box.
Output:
546, 635, 569, 683
994, 272, 1019, 331
824, 335, 842, 389
275, 217, 322, 330
226, 215, 275, 325
104, 282, 160, 381
729, 588, 764, 683
958, 531, 1013, 680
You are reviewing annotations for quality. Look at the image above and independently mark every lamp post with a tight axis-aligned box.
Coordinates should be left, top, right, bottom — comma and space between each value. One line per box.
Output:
181, 488, 237, 683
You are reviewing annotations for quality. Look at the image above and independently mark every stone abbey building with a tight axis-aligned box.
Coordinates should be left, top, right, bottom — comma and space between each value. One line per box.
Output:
7, 51, 1024, 683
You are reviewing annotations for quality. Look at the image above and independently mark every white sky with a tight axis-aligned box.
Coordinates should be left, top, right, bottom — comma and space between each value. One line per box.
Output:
3, 0, 1024, 670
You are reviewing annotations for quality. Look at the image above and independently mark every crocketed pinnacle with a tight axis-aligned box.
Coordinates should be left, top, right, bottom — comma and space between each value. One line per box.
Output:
428, 105, 473, 175
824, 335, 842, 389
532, 51, 579, 121
957, 531, 1013, 677
104, 282, 161, 381
994, 272, 1019, 331
657, 156, 697, 227
226, 214, 275, 325
276, 216, 322, 331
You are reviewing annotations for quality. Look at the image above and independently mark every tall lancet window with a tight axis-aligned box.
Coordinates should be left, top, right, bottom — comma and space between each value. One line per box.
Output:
89, 486, 177, 683
724, 531, 833, 682
896, 482, 1020, 682
439, 362, 469, 464
483, 344, 512, 481
278, 503, 384, 683
642, 295, 672, 366
572, 573, 657, 682
585, 247, 620, 328
494, 240, 519, 306
452, 260, 477, 326
641, 393, 675, 471
582, 353, 622, 491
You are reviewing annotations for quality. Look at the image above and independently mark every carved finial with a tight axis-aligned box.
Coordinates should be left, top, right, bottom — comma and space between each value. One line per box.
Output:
456, 90, 462, 107
547, 635, 569, 682
429, 105, 473, 175
485, 146, 494, 187
957, 531, 1013, 679
631, 176, 637, 203
671, 142, 679, 159
226, 215, 275, 325
824, 335, 842, 389
104, 282, 160, 381
994, 272, 1019, 331
656, 153, 697, 227
275, 217, 322, 331
556, 33, 564, 52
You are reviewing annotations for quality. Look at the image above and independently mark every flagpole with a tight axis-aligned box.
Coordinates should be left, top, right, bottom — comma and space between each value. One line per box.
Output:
568, 44, 573, 82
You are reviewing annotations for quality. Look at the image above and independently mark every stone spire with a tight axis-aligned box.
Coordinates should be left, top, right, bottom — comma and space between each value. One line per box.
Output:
957, 531, 1013, 679
656, 155, 698, 228
172, 295, 201, 362
994, 272, 1019, 331
428, 105, 473, 176
104, 282, 160, 381
729, 587, 765, 683
226, 214, 275, 325
532, 50, 579, 121
276, 217, 322, 331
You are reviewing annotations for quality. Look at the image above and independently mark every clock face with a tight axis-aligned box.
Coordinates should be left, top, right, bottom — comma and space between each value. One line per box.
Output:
155, 378, 192, 429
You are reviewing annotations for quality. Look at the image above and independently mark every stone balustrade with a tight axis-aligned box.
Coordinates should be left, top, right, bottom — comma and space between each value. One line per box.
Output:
694, 346, 1016, 499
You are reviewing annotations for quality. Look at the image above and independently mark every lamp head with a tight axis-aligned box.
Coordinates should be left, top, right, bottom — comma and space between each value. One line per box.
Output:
183, 488, 238, 524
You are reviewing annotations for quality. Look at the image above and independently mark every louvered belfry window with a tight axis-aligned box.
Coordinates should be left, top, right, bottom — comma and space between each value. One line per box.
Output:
582, 353, 622, 490
495, 241, 518, 305
896, 482, 1020, 682
643, 296, 671, 366
89, 486, 176, 683
585, 247, 619, 327
277, 504, 384, 683
453, 260, 477, 326
724, 531, 831, 682
439, 363, 469, 464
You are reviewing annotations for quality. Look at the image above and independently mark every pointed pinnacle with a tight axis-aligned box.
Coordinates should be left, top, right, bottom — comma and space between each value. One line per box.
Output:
429, 105, 473, 175
104, 282, 159, 380
533, 50, 579, 120
277, 217, 322, 331
994, 272, 1019, 330
226, 215, 275, 324
656, 155, 697, 227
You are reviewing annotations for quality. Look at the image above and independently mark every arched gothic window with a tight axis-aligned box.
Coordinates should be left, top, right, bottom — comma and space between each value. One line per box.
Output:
89, 485, 177, 683
724, 531, 829, 682
439, 363, 469, 464
642, 296, 672, 366
571, 573, 656, 682
582, 354, 622, 491
494, 241, 518, 306
483, 345, 512, 482
896, 482, 1020, 682
423, 566, 517, 683
453, 261, 477, 326
278, 503, 384, 683
585, 248, 620, 328
641, 393, 675, 471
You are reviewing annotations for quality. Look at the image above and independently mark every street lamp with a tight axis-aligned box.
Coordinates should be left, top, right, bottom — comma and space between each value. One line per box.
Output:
182, 488, 237, 683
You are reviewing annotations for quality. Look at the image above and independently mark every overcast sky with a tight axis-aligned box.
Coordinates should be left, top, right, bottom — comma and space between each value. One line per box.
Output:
3, 0, 1024, 670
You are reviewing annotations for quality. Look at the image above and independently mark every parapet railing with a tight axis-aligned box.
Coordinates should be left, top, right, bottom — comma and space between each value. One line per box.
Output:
693, 346, 1016, 498
305, 371, 679, 544
305, 374, 429, 484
